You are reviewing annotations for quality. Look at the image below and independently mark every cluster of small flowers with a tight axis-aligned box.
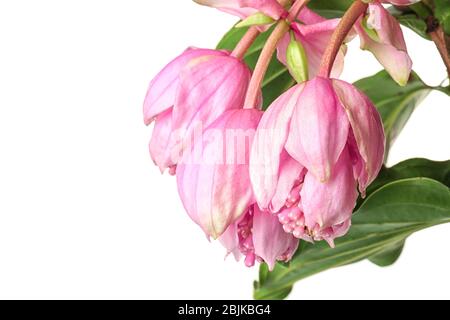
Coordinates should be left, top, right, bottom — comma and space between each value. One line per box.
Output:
144, 0, 417, 270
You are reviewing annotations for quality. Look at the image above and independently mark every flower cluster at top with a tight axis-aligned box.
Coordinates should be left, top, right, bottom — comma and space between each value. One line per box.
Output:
143, 0, 417, 270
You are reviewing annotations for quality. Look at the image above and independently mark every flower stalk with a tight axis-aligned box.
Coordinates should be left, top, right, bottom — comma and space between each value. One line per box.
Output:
427, 17, 450, 78
231, 27, 261, 59
318, 0, 368, 78
244, 0, 310, 108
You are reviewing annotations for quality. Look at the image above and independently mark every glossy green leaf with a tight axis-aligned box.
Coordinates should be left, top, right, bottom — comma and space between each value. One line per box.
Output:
307, 0, 352, 19
254, 263, 292, 300
354, 71, 431, 154
367, 158, 450, 268
369, 240, 405, 267
366, 158, 450, 196
217, 26, 295, 109
254, 178, 450, 300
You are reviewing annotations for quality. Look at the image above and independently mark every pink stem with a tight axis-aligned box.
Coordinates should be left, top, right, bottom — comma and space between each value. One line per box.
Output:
286, 0, 306, 23
231, 27, 260, 59
428, 22, 450, 78
318, 0, 368, 78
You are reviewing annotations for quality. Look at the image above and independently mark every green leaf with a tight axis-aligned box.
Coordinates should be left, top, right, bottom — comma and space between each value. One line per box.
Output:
435, 0, 450, 35
366, 158, 450, 196
254, 178, 450, 300
392, 11, 431, 40
254, 263, 293, 300
217, 26, 295, 110
354, 71, 431, 155
360, 158, 449, 267
307, 0, 353, 19
369, 240, 405, 267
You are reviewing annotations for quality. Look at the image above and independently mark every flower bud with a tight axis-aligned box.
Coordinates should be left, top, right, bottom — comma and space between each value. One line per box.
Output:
356, 3, 413, 86
286, 32, 309, 83
235, 12, 275, 28
250, 77, 385, 246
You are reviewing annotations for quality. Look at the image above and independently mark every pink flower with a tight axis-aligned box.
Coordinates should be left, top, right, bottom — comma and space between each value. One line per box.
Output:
176, 109, 262, 239
277, 8, 347, 79
193, 0, 287, 20
250, 77, 385, 246
219, 205, 299, 270
356, 2, 412, 86
143, 48, 251, 173
177, 108, 299, 269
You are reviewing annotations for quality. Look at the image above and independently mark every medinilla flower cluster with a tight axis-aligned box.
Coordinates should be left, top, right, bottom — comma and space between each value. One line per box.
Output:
144, 0, 417, 270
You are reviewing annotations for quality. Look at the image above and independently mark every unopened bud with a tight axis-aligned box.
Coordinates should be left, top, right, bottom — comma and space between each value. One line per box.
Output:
235, 12, 275, 28
286, 32, 309, 83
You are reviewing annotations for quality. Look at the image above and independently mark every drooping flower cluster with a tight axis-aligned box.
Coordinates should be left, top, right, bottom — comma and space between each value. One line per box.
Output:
250, 77, 385, 246
143, 0, 416, 270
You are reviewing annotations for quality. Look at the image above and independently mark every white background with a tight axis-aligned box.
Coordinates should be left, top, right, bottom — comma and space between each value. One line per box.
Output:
0, 1, 449, 300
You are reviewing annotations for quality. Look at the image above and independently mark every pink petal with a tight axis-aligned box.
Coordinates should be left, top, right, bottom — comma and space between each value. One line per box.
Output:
269, 152, 304, 213
360, 37, 412, 86
332, 79, 385, 192
285, 77, 349, 182
143, 48, 225, 125
357, 4, 412, 85
194, 0, 286, 19
295, 20, 345, 78
148, 108, 176, 173
300, 147, 358, 234
170, 55, 251, 165
276, 33, 290, 67
253, 207, 299, 271
277, 20, 345, 80
219, 223, 241, 261
249, 85, 304, 210
297, 7, 327, 24
177, 109, 262, 239
322, 219, 352, 248
240, 0, 286, 19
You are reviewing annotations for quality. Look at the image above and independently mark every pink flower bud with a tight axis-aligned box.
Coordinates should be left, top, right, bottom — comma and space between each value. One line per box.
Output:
356, 2, 413, 86
177, 109, 262, 239
193, 0, 287, 20
143, 48, 225, 125
250, 77, 385, 245
252, 207, 299, 270
143, 48, 251, 173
